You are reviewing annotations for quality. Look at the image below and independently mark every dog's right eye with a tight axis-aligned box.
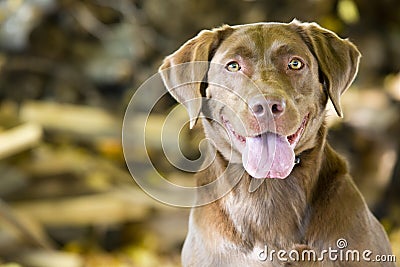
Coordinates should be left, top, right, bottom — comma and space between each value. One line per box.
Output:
226, 61, 241, 72
288, 58, 304, 70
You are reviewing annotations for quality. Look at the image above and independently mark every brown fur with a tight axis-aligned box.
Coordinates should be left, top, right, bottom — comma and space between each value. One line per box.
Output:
159, 21, 394, 266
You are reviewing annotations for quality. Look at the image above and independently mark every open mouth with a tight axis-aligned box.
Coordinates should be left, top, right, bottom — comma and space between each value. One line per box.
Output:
222, 115, 309, 149
221, 114, 309, 179
286, 115, 309, 148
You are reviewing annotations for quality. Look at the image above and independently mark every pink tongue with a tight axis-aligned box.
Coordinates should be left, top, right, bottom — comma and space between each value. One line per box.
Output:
242, 132, 295, 179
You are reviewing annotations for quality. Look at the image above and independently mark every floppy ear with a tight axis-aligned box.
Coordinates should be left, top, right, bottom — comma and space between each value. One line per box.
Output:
159, 25, 234, 129
293, 21, 361, 117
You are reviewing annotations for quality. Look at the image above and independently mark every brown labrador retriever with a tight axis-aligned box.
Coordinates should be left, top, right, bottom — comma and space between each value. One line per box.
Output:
159, 20, 395, 266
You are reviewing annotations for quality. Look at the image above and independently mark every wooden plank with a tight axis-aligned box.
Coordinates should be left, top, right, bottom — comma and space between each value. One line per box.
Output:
0, 123, 42, 159
10, 188, 160, 227
20, 101, 118, 138
13, 250, 83, 267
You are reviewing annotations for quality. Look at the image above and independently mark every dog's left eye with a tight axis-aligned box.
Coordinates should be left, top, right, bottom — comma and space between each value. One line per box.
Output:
288, 58, 304, 70
226, 61, 241, 72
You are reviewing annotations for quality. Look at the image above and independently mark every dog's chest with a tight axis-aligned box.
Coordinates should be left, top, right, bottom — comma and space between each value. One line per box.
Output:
222, 181, 307, 243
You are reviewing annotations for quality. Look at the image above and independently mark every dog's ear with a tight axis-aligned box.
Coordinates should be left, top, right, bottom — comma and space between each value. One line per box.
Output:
293, 20, 361, 117
159, 25, 234, 128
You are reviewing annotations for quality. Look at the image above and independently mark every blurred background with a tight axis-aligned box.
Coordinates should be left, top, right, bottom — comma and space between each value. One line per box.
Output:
0, 0, 399, 266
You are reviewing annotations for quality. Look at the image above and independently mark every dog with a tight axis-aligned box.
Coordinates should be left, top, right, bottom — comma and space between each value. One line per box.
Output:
159, 20, 395, 266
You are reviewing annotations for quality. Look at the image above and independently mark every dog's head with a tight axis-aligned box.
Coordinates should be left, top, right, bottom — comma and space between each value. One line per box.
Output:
159, 20, 360, 179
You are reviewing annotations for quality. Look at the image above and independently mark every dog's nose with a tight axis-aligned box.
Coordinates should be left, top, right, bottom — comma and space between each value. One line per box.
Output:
249, 95, 286, 118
